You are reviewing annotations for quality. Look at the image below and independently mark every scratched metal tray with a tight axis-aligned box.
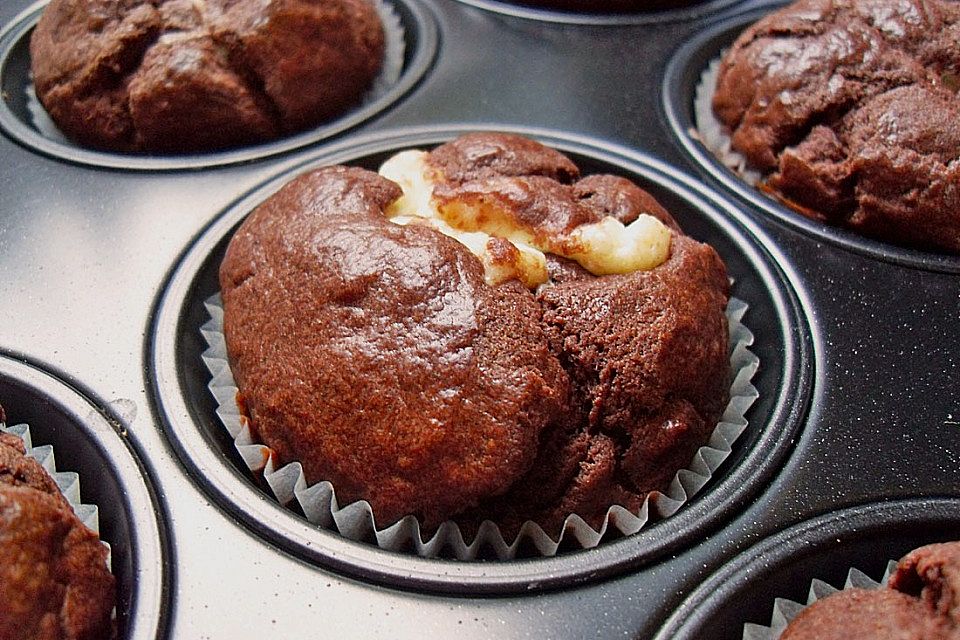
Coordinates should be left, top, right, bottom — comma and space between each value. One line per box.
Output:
0, 0, 957, 637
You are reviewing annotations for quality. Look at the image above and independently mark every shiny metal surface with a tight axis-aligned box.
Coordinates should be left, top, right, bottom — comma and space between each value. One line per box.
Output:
1, 0, 958, 637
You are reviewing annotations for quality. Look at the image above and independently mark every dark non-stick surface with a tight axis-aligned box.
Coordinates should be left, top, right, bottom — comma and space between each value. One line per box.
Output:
0, 0, 958, 637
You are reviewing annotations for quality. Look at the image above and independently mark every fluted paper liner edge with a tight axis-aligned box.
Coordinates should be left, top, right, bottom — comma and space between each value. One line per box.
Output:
742, 562, 898, 640
691, 55, 763, 187
201, 290, 759, 559
0, 421, 111, 565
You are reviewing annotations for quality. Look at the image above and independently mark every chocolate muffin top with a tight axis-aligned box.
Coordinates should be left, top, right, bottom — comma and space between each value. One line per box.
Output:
30, 0, 385, 153
712, 0, 960, 254
220, 133, 729, 535
780, 542, 960, 640
0, 433, 115, 640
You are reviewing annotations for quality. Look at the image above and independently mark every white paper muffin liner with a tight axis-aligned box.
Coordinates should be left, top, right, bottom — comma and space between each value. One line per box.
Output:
0, 421, 111, 565
742, 561, 898, 639
691, 55, 763, 187
367, 0, 407, 102
25, 0, 407, 146
200, 289, 759, 559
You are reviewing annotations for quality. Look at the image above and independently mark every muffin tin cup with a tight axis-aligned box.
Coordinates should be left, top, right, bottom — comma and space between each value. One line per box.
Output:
653, 498, 960, 640
443, 0, 744, 26
0, 354, 168, 640
199, 293, 758, 559
23, 0, 408, 148
660, 7, 960, 274
149, 124, 814, 595
0, 0, 437, 170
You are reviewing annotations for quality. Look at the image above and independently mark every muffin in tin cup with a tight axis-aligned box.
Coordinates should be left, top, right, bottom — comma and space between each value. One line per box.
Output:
151, 125, 810, 590
746, 542, 960, 639
199, 131, 761, 559
0, 0, 436, 169
692, 0, 960, 255
0, 357, 166, 640
28, 0, 403, 153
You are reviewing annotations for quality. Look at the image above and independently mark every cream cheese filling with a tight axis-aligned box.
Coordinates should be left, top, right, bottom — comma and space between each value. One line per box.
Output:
379, 150, 671, 288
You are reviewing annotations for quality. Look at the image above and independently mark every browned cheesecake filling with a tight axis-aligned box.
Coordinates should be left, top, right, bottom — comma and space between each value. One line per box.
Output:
379, 149, 672, 287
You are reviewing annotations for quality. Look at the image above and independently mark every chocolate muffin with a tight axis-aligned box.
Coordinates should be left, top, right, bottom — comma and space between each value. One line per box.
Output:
0, 425, 115, 640
779, 542, 960, 639
220, 133, 729, 536
30, 0, 385, 153
711, 0, 960, 254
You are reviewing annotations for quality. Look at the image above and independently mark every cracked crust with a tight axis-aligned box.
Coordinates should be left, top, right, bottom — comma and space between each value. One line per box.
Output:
30, 0, 385, 153
712, 0, 960, 253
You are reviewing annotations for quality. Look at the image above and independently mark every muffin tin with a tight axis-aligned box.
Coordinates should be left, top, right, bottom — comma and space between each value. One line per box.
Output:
661, 7, 960, 273
0, 355, 166, 640
1, 0, 958, 637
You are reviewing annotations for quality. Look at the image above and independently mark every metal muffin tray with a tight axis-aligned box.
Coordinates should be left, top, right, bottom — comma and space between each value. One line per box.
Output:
0, 0, 957, 637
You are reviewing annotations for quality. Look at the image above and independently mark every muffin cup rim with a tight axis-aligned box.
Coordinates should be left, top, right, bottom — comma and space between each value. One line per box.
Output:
0, 353, 169, 640
440, 0, 745, 26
